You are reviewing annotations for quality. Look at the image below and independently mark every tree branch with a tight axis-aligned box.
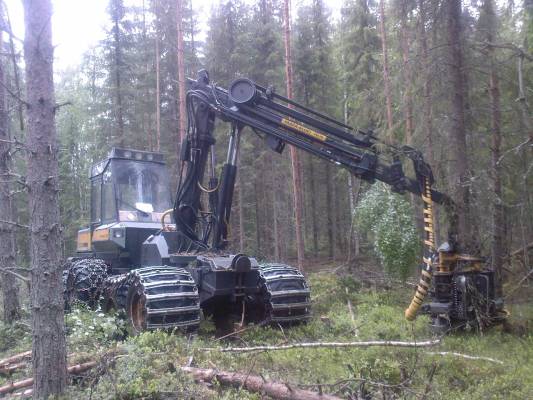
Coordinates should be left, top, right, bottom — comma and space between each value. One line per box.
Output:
53, 101, 72, 112
426, 351, 504, 365
0, 219, 28, 229
0, 267, 30, 283
200, 339, 442, 353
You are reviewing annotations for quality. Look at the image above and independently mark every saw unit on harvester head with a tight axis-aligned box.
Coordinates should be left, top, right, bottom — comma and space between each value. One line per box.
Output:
64, 70, 507, 334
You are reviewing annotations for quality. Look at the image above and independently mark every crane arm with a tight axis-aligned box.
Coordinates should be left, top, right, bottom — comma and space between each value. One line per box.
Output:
174, 70, 456, 251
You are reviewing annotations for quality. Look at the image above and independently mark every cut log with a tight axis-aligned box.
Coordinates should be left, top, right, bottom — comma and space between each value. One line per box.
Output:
0, 362, 27, 375
0, 361, 97, 395
0, 377, 33, 396
0, 351, 31, 368
200, 339, 441, 353
182, 366, 343, 400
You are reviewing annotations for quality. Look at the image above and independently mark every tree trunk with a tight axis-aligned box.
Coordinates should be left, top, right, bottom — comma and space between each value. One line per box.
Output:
0, 28, 20, 324
379, 0, 393, 134
485, 0, 504, 298
418, 0, 441, 244
283, 0, 305, 270
308, 158, 318, 257
154, 0, 161, 151
23, 0, 68, 398
325, 163, 334, 259
177, 0, 186, 144
112, 2, 125, 146
446, 0, 473, 250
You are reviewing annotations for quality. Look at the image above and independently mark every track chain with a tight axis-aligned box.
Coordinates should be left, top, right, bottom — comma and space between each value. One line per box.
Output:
259, 264, 311, 324
63, 258, 108, 309
103, 266, 201, 332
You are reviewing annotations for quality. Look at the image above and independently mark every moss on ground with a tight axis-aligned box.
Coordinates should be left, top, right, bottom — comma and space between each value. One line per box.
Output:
1, 271, 532, 399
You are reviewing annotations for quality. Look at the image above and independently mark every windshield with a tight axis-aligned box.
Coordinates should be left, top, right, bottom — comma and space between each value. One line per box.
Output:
111, 159, 172, 215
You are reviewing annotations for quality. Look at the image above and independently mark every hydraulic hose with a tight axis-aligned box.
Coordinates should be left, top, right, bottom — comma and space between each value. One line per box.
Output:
405, 177, 436, 321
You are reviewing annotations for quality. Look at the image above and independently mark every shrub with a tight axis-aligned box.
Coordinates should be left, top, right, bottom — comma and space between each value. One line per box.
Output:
356, 183, 420, 280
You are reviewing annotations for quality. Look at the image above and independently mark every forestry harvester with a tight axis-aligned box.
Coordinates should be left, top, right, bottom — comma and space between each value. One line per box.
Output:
64, 70, 506, 333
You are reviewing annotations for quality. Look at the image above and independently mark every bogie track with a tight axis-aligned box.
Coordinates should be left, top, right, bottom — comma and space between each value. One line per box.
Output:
104, 266, 201, 333
258, 264, 311, 324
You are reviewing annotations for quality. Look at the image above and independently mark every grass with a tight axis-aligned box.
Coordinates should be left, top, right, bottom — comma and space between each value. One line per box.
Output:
1, 271, 533, 399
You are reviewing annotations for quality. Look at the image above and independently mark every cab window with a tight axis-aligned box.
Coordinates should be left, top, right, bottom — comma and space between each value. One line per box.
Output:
90, 178, 102, 223
102, 170, 117, 221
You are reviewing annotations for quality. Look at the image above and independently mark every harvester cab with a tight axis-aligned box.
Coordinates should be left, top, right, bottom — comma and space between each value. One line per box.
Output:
76, 148, 173, 274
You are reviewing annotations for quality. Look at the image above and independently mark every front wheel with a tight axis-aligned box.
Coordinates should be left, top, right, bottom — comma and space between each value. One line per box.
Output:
64, 258, 108, 309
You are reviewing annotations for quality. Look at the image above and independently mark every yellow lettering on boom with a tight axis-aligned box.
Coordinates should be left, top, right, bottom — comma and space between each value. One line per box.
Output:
281, 118, 327, 142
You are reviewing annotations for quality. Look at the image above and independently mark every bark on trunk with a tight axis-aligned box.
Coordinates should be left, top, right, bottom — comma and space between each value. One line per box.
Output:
112, 2, 125, 146
177, 0, 186, 144
485, 0, 504, 298
154, 0, 161, 151
308, 158, 318, 257
325, 163, 335, 259
183, 366, 343, 400
283, 0, 305, 270
5, 9, 24, 131
0, 28, 20, 324
418, 0, 441, 244
446, 0, 473, 250
23, 0, 68, 397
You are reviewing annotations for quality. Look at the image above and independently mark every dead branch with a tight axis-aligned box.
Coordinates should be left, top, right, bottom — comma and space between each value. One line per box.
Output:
506, 241, 533, 259
426, 351, 504, 365
504, 268, 533, 299
200, 339, 442, 353
0, 267, 30, 284
421, 362, 438, 400
53, 101, 72, 112
182, 366, 344, 400
345, 287, 358, 335
0, 220, 28, 229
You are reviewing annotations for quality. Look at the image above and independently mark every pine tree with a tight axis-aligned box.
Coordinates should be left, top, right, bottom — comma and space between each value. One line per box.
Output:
0, 23, 20, 324
23, 0, 68, 396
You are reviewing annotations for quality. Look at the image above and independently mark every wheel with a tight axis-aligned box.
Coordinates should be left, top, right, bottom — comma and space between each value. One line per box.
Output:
65, 258, 108, 309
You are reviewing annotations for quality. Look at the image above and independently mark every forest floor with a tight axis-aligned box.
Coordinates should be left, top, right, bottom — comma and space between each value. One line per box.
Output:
1, 263, 532, 399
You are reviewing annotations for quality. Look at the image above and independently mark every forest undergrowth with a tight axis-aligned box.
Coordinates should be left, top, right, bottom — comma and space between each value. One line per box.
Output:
1, 269, 532, 400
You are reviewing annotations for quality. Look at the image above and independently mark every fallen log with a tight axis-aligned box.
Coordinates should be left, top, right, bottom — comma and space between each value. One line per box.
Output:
10, 388, 32, 398
0, 361, 97, 396
182, 366, 344, 400
0, 362, 27, 376
200, 339, 442, 353
0, 352, 31, 368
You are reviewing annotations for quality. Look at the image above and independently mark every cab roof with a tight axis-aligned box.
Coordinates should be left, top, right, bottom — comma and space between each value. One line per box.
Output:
90, 147, 166, 178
